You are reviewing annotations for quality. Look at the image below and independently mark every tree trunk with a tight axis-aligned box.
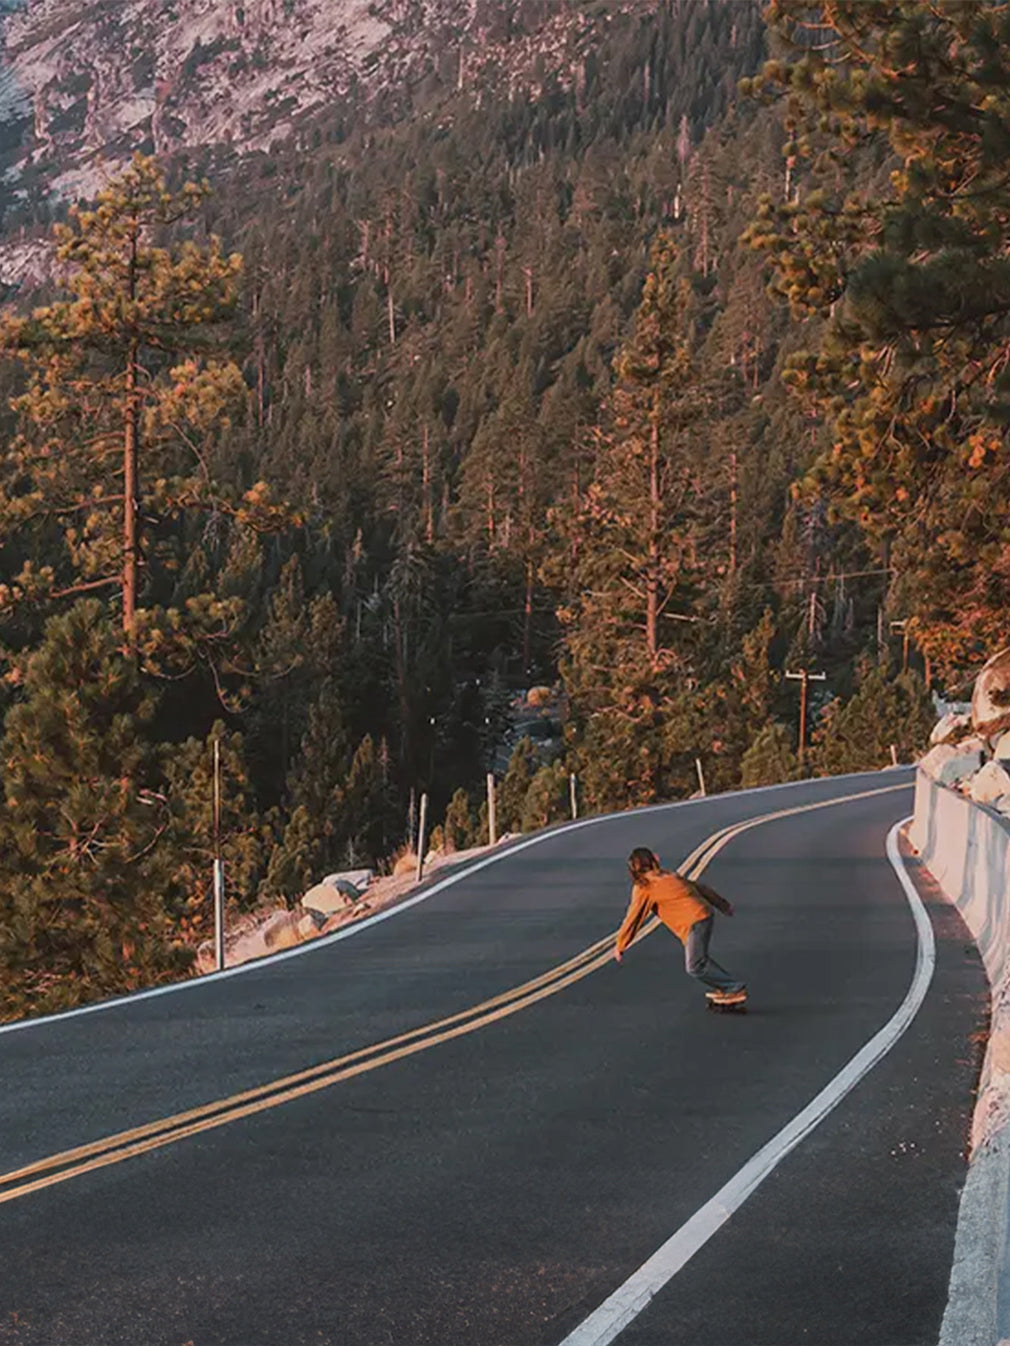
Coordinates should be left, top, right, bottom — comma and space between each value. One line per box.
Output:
123, 339, 139, 642
729, 446, 738, 576
647, 405, 660, 670
495, 233, 506, 313
422, 423, 433, 544
252, 284, 266, 427
522, 556, 533, 676
393, 593, 411, 769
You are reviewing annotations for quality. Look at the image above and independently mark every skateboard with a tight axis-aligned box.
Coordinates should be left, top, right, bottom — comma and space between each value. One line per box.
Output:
706, 990, 747, 1013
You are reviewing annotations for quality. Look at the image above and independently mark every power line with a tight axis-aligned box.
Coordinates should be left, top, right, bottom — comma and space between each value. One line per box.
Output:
761, 567, 893, 591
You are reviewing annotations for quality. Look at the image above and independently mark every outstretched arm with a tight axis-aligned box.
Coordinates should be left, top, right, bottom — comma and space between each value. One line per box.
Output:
614, 886, 650, 961
696, 881, 735, 917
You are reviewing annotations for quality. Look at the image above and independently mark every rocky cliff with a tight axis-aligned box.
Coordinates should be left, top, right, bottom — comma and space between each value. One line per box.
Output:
0, 0, 637, 203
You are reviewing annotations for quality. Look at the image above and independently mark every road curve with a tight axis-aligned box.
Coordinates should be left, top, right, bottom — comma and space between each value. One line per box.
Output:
0, 771, 987, 1346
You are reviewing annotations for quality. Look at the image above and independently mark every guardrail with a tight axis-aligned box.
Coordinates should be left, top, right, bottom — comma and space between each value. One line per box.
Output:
910, 768, 1010, 1346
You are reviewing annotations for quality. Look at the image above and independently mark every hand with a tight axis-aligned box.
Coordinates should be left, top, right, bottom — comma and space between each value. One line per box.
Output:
614, 947, 623, 963
724, 902, 735, 917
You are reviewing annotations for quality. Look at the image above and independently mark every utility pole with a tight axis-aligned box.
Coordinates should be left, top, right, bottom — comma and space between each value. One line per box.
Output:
786, 667, 827, 764
890, 619, 910, 674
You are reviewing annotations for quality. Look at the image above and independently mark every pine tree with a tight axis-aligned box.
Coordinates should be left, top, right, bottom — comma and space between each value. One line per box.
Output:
520, 760, 569, 832
746, 2, 1010, 677
0, 601, 189, 1017
556, 233, 712, 685
161, 723, 266, 943
552, 233, 714, 808
443, 786, 478, 851
260, 804, 324, 907
0, 156, 251, 637
500, 736, 539, 834
810, 661, 934, 777
328, 736, 385, 865
740, 723, 800, 789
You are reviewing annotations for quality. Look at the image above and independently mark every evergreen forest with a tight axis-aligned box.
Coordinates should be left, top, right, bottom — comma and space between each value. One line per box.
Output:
6, 0, 1002, 1017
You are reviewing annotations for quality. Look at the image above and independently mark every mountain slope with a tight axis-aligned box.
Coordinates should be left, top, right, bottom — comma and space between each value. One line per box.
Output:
0, 0, 652, 205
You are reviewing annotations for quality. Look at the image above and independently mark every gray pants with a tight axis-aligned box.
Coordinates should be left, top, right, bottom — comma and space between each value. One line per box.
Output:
684, 916, 744, 993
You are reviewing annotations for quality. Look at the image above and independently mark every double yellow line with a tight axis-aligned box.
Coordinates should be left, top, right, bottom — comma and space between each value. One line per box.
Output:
0, 780, 909, 1207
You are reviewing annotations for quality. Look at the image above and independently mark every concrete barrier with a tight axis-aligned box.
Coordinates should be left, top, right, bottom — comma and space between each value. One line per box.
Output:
910, 768, 1010, 1345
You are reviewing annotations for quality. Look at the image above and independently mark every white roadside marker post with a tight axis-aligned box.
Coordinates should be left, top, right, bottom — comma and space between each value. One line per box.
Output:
213, 738, 225, 973
415, 792, 429, 883
487, 772, 497, 845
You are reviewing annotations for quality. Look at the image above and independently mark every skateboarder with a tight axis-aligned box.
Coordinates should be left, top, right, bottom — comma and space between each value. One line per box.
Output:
613, 847, 746, 1005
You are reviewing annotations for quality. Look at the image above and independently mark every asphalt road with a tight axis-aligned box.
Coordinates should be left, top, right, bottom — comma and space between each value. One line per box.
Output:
0, 771, 988, 1346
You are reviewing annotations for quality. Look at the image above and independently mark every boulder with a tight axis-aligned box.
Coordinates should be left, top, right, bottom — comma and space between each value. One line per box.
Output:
301, 869, 373, 914
195, 940, 216, 974
322, 868, 374, 893
972, 647, 1010, 737
920, 738, 986, 786
970, 760, 1010, 806
929, 711, 972, 746
301, 881, 355, 916
393, 851, 417, 876
297, 912, 321, 939
260, 909, 302, 950
224, 930, 270, 966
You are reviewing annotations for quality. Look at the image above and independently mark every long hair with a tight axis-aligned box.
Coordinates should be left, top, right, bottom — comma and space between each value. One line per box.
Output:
628, 847, 660, 882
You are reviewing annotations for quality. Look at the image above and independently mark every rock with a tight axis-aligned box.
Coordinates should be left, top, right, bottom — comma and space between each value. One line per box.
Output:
929, 711, 972, 746
301, 882, 355, 916
933, 697, 971, 718
920, 738, 986, 786
972, 648, 1010, 737
195, 940, 216, 974
225, 930, 270, 967
322, 868, 374, 893
297, 913, 320, 939
393, 851, 417, 876
260, 909, 302, 950
970, 761, 1010, 805
301, 869, 373, 914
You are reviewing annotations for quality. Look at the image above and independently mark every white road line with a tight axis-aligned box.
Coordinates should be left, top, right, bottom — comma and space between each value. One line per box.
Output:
557, 815, 934, 1346
0, 771, 909, 1037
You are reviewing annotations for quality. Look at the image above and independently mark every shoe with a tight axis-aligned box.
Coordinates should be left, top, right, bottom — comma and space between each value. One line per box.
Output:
708, 987, 747, 1004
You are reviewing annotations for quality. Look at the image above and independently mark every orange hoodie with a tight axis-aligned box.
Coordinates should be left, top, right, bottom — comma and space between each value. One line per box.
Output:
616, 870, 722, 952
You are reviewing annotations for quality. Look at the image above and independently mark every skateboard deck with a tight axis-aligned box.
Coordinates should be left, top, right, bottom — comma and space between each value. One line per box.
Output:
706, 991, 747, 1012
